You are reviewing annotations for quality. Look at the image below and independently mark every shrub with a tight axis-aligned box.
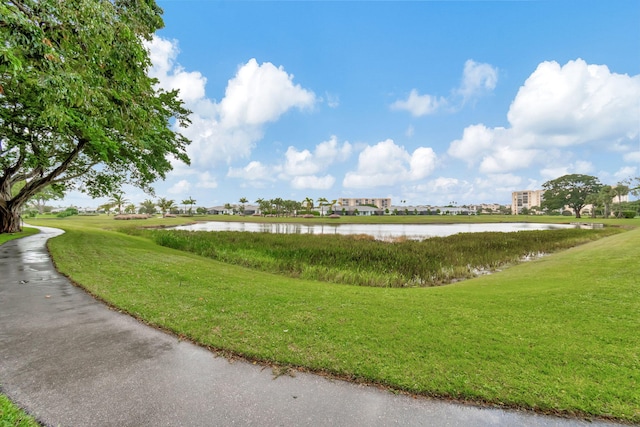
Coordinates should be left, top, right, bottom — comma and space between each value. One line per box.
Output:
56, 207, 78, 218
616, 211, 637, 219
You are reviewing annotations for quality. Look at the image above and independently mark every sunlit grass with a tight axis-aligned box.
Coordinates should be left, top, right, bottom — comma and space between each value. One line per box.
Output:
0, 394, 40, 427
27, 215, 640, 422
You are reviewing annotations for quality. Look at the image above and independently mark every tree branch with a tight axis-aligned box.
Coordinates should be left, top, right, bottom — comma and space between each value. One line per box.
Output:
15, 137, 89, 205
50, 161, 99, 184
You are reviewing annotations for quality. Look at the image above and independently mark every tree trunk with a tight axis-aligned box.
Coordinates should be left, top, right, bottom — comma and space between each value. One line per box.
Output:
0, 204, 22, 234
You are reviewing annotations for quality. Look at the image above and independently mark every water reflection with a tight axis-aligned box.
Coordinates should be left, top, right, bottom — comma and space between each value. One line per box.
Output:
171, 222, 574, 241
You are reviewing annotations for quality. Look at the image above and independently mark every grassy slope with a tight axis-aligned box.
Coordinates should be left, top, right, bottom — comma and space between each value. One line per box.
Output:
28, 215, 640, 422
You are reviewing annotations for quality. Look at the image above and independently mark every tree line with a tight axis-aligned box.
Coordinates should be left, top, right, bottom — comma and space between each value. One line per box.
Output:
541, 174, 639, 218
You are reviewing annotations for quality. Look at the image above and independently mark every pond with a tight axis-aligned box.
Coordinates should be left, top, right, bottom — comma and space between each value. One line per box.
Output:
171, 221, 576, 241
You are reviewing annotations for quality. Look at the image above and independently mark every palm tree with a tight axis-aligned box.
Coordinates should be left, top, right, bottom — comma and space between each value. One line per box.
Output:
283, 199, 300, 216
109, 192, 128, 215
612, 183, 629, 218
182, 196, 197, 216
303, 197, 314, 214
238, 197, 248, 215
124, 203, 136, 214
256, 198, 270, 216
317, 197, 328, 216
329, 199, 338, 215
224, 202, 238, 215
157, 197, 175, 217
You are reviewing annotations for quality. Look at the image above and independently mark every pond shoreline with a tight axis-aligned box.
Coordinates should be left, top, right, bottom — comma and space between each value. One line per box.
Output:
169, 221, 577, 241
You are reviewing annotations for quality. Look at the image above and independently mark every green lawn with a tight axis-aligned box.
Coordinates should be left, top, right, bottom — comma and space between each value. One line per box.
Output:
22, 215, 640, 422
0, 394, 40, 427
0, 227, 39, 245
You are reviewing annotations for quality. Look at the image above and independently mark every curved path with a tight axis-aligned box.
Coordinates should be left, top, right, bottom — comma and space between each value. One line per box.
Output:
0, 227, 624, 426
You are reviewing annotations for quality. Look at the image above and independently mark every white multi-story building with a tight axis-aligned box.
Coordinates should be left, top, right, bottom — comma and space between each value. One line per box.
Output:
338, 197, 391, 210
511, 190, 544, 215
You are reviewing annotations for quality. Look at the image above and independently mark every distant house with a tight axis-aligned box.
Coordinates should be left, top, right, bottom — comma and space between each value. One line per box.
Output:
340, 205, 382, 216
207, 206, 233, 215
387, 205, 477, 215
241, 204, 258, 216
208, 204, 258, 216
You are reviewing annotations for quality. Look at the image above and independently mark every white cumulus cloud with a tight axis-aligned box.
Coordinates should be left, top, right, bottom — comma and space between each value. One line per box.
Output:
290, 175, 335, 190
227, 161, 277, 181
614, 166, 638, 181
448, 58, 640, 175
457, 59, 498, 103
145, 37, 207, 104
343, 139, 437, 188
167, 179, 191, 195
219, 59, 316, 128
507, 59, 640, 147
227, 136, 351, 191
146, 36, 317, 170
392, 59, 498, 116
390, 89, 446, 117
283, 136, 352, 176
196, 172, 218, 189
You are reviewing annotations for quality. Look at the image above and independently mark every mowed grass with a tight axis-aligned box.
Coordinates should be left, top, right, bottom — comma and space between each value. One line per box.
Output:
0, 394, 40, 427
0, 227, 39, 245
27, 215, 640, 422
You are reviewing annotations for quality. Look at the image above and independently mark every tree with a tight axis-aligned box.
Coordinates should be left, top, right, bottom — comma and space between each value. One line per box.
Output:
124, 203, 136, 214
109, 193, 128, 215
612, 183, 629, 218
283, 199, 300, 216
328, 199, 338, 215
139, 199, 157, 215
238, 197, 248, 215
541, 174, 602, 219
317, 197, 328, 216
303, 197, 314, 214
156, 197, 175, 218
271, 198, 284, 217
627, 177, 640, 197
98, 202, 114, 214
29, 185, 64, 214
182, 196, 196, 215
256, 198, 271, 216
0, 0, 191, 233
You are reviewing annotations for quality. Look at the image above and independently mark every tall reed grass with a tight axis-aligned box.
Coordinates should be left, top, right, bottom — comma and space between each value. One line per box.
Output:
130, 228, 620, 287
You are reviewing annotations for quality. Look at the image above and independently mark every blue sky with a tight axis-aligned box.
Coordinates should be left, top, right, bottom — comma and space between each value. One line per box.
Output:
65, 0, 640, 209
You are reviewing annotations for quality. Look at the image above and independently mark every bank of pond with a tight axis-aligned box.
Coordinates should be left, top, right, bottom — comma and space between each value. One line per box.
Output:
126, 226, 621, 287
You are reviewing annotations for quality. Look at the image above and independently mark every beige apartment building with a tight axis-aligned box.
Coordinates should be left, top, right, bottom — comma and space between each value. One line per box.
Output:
511, 190, 544, 215
338, 197, 391, 210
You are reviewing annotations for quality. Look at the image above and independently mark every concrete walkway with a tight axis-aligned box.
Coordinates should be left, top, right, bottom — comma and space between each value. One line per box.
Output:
0, 226, 624, 426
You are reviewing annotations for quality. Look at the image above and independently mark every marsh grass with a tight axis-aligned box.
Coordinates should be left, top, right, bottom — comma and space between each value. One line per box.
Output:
129, 227, 621, 287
